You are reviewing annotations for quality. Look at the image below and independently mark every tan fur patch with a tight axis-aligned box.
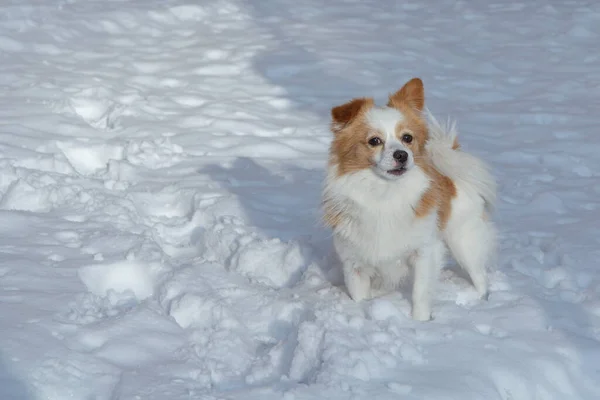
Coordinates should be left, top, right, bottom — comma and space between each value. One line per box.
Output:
452, 136, 460, 150
322, 197, 344, 228
329, 98, 379, 176
393, 117, 428, 156
414, 163, 456, 230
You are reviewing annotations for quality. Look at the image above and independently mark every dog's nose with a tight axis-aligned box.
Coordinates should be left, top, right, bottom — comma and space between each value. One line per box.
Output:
393, 150, 408, 163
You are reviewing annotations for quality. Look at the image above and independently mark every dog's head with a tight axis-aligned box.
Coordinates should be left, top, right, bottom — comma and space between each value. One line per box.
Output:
328, 78, 429, 180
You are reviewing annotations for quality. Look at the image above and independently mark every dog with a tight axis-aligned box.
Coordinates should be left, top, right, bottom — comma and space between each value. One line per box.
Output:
321, 78, 497, 321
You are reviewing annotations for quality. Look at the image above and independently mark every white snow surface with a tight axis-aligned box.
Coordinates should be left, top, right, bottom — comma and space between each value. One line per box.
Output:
1, 0, 600, 399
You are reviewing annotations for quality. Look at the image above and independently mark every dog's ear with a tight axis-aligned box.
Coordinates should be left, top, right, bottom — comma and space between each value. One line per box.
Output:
387, 78, 424, 112
331, 97, 373, 134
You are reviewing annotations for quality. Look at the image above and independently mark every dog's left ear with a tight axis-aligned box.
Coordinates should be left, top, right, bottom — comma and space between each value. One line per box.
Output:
387, 78, 424, 112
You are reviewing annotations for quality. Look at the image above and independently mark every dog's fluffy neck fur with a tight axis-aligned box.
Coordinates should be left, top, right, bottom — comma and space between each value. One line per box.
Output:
324, 163, 431, 224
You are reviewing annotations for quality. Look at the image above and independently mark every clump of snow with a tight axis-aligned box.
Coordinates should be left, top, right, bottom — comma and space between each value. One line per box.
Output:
229, 237, 312, 288
56, 141, 125, 175
78, 260, 163, 300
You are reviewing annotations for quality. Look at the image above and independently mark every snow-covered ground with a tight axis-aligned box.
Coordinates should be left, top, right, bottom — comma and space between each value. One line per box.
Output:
1, 0, 599, 399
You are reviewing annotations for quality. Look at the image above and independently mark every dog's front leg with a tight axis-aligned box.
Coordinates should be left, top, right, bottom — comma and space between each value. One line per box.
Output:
344, 265, 371, 302
334, 235, 371, 301
411, 239, 445, 321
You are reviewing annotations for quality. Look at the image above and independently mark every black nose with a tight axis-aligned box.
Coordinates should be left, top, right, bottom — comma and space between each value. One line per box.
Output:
393, 150, 408, 163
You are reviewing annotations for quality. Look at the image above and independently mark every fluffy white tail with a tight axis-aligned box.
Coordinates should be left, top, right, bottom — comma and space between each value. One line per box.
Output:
424, 110, 497, 212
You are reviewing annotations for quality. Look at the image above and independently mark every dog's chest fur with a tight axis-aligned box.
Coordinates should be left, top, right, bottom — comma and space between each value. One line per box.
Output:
324, 167, 438, 266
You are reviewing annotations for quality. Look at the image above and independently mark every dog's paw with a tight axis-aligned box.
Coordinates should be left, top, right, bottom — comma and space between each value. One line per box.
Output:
412, 307, 432, 322
345, 268, 372, 302
347, 288, 372, 302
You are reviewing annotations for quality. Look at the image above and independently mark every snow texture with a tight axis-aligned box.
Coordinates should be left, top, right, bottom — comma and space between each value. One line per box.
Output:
1, 0, 599, 399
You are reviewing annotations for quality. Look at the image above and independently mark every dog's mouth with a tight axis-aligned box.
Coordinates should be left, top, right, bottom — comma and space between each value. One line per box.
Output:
386, 167, 407, 176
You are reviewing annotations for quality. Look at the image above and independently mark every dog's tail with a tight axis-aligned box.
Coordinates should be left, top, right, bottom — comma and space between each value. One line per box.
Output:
424, 110, 497, 212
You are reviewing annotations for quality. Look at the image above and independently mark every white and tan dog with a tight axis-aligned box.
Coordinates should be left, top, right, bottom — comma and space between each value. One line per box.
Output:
322, 78, 497, 321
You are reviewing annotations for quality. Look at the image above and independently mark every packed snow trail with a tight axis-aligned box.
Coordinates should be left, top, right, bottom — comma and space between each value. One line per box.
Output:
1, 0, 600, 399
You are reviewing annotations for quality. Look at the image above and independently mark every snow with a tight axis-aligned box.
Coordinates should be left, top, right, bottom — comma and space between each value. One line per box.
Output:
0, 0, 599, 399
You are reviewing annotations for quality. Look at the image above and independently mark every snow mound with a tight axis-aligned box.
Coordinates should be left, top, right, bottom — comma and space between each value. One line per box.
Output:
57, 141, 124, 175
229, 237, 312, 288
198, 219, 315, 288
78, 260, 162, 300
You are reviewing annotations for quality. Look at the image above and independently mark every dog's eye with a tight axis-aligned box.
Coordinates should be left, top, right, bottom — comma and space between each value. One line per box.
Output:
402, 134, 413, 143
368, 137, 383, 147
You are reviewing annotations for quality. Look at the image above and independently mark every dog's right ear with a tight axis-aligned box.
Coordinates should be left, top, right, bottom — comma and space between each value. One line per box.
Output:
330, 97, 373, 134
